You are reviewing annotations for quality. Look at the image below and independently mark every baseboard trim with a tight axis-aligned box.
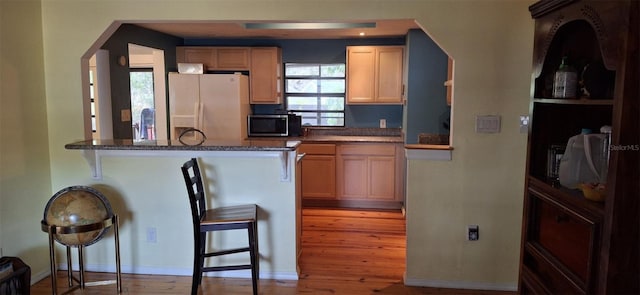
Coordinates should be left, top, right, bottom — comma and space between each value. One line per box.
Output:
302, 199, 403, 210
405, 148, 452, 161
31, 269, 51, 285
57, 263, 299, 281
404, 275, 517, 291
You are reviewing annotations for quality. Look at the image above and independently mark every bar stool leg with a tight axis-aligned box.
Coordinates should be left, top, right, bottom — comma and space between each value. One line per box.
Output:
248, 223, 258, 295
254, 220, 259, 279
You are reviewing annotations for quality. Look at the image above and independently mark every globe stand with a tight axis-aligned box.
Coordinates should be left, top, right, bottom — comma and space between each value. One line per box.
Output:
41, 215, 122, 295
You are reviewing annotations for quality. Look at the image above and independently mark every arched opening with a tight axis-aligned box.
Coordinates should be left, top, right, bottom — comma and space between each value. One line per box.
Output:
79, 19, 453, 282
81, 20, 453, 144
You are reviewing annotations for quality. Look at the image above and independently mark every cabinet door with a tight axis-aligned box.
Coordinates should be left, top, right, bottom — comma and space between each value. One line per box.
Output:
346, 46, 376, 103
178, 47, 251, 71
347, 46, 404, 104
522, 184, 601, 293
337, 155, 368, 199
375, 46, 404, 103
337, 143, 398, 201
181, 47, 215, 69
368, 156, 396, 200
216, 48, 250, 70
250, 47, 282, 104
301, 155, 336, 199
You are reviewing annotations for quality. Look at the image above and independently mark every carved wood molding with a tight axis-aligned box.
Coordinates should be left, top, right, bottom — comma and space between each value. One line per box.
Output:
529, 0, 577, 18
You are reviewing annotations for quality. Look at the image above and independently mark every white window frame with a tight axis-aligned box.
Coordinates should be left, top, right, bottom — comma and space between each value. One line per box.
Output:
284, 63, 345, 127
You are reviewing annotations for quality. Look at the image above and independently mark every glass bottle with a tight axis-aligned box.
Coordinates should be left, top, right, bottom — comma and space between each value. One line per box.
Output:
599, 125, 612, 183
553, 56, 578, 98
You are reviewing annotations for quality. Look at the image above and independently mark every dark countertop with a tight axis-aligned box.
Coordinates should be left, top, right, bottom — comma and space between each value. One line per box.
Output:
248, 128, 404, 143
65, 139, 301, 151
302, 127, 403, 143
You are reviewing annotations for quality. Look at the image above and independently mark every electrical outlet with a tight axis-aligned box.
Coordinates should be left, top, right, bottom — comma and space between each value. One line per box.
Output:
468, 225, 479, 241
379, 119, 386, 128
146, 227, 157, 243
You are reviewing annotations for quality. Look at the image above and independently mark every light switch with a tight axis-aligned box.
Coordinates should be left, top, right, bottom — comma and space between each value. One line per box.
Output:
519, 115, 529, 133
475, 115, 501, 133
121, 109, 131, 122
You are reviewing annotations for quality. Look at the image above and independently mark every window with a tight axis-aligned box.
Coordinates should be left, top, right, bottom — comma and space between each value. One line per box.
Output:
88, 69, 96, 133
285, 63, 345, 126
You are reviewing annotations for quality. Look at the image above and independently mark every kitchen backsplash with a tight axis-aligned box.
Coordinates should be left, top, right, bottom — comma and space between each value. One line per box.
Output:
307, 127, 402, 137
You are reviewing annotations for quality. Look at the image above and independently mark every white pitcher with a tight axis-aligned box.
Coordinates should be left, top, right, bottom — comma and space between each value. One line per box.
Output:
558, 130, 610, 189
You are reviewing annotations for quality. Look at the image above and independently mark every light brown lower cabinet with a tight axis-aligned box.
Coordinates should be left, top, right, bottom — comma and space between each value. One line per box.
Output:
300, 142, 404, 209
298, 144, 336, 200
337, 143, 398, 201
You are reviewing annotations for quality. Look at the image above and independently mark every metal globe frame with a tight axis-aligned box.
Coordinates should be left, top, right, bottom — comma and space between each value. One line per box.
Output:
40, 186, 122, 294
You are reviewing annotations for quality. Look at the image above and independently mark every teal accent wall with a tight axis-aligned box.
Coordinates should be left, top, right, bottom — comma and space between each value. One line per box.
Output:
101, 24, 183, 139
405, 29, 450, 144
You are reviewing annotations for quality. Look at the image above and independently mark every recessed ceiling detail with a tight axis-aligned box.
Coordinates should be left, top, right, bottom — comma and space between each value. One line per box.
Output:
243, 22, 377, 30
134, 19, 418, 39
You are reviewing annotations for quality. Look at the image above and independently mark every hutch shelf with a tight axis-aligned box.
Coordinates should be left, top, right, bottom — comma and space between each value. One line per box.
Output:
519, 0, 638, 294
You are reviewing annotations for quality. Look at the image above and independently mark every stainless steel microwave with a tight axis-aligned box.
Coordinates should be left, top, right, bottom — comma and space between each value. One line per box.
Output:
247, 115, 288, 137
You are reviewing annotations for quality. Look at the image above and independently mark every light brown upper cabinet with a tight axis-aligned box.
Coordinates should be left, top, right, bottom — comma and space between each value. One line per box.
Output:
176, 47, 250, 71
250, 47, 282, 104
215, 47, 250, 70
346, 46, 404, 104
177, 47, 213, 67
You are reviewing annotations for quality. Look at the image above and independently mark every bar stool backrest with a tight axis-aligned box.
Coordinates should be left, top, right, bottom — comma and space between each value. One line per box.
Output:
181, 158, 207, 236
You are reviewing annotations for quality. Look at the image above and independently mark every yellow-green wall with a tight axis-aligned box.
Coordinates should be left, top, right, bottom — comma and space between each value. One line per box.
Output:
0, 0, 53, 278
0, 0, 533, 289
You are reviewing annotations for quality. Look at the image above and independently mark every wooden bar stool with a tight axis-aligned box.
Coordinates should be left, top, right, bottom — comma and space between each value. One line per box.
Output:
181, 158, 259, 295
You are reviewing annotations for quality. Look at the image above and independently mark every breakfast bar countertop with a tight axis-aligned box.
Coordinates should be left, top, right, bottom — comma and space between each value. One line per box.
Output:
66, 139, 301, 181
65, 138, 301, 151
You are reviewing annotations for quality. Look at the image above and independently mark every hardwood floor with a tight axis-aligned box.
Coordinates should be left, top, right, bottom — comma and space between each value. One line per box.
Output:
30, 208, 515, 294
299, 208, 406, 282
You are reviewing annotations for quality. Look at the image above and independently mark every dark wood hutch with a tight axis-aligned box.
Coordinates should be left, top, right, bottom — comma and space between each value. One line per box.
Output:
519, 0, 638, 294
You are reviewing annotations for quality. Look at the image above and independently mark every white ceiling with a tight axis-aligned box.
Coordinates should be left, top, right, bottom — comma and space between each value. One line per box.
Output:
133, 19, 420, 39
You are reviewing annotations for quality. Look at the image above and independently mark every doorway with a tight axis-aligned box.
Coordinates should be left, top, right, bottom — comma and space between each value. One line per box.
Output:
128, 43, 166, 140
129, 69, 155, 139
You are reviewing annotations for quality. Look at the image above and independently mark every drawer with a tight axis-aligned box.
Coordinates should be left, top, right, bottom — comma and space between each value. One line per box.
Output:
338, 143, 395, 156
528, 190, 599, 283
298, 143, 335, 155
523, 250, 584, 294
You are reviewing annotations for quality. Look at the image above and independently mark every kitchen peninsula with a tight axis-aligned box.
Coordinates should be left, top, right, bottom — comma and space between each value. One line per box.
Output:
65, 138, 304, 280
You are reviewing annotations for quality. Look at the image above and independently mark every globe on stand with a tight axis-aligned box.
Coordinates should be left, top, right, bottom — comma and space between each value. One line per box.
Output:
43, 186, 113, 246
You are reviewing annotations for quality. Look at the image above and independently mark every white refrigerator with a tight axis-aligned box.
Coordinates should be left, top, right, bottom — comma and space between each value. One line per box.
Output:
168, 73, 250, 140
